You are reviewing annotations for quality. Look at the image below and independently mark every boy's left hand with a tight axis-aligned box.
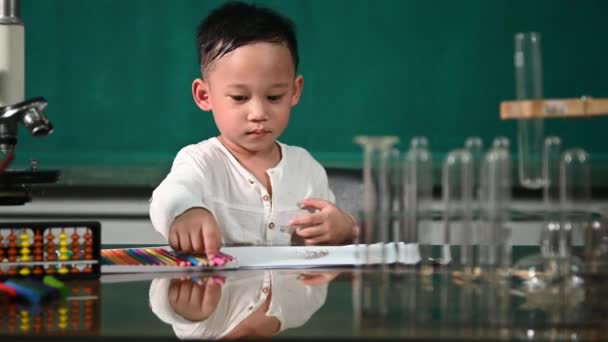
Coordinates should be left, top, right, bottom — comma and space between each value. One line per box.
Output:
289, 198, 356, 245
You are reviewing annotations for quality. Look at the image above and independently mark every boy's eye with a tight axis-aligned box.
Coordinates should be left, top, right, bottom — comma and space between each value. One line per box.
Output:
229, 95, 248, 102
267, 95, 284, 102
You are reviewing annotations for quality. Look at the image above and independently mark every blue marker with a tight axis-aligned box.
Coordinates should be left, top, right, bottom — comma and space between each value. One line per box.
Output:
4, 281, 42, 304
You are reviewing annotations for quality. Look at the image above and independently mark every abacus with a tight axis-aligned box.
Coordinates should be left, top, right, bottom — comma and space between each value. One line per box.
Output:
0, 279, 100, 336
0, 222, 101, 280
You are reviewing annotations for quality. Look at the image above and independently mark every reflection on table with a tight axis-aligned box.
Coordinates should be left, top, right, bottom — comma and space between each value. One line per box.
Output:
0, 247, 606, 340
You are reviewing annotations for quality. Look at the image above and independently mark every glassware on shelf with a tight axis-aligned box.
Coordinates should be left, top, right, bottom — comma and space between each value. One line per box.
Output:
354, 135, 400, 266
402, 136, 433, 268
514, 32, 545, 190
478, 146, 512, 277
441, 149, 473, 270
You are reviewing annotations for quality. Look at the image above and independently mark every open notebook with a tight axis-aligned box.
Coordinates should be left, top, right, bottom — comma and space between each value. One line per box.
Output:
100, 242, 422, 274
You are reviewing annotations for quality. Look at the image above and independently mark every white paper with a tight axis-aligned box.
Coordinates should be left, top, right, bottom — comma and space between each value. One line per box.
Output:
100, 243, 420, 274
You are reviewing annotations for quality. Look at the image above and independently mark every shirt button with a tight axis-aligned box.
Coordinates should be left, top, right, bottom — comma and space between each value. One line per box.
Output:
268, 222, 275, 229
248, 306, 253, 311
262, 287, 269, 294
249, 179, 254, 184
262, 195, 270, 202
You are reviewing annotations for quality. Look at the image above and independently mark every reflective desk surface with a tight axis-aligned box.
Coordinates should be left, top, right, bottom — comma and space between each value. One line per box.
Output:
1, 247, 607, 341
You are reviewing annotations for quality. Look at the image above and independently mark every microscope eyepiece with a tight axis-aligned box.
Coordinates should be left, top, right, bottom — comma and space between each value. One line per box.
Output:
22, 106, 53, 136
0, 97, 52, 153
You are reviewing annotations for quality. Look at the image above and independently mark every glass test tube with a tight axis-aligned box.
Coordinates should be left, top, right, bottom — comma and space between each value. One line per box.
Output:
409, 136, 428, 150
542, 137, 562, 215
585, 219, 608, 274
354, 135, 400, 265
464, 137, 484, 191
479, 147, 512, 272
515, 32, 544, 189
537, 137, 563, 261
389, 148, 402, 260
511, 136, 563, 279
492, 136, 510, 150
403, 137, 433, 266
465, 137, 484, 254
441, 149, 473, 267
559, 148, 591, 258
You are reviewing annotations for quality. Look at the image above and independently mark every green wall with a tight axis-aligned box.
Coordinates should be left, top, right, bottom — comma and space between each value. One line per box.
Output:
14, 0, 608, 171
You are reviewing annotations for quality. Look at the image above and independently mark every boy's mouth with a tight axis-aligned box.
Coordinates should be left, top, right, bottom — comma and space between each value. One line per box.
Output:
247, 128, 270, 136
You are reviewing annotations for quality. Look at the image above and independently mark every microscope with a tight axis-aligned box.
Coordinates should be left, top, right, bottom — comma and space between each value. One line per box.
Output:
0, 0, 59, 205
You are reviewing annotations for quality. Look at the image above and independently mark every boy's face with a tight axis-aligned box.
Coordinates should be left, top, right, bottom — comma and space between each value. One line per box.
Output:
193, 42, 303, 155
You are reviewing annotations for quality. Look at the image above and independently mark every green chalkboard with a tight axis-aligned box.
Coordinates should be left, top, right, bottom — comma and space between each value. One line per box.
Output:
14, 0, 608, 172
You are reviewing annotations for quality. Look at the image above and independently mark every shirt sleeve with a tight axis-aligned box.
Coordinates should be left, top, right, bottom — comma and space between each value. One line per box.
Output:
312, 161, 335, 204
149, 146, 210, 239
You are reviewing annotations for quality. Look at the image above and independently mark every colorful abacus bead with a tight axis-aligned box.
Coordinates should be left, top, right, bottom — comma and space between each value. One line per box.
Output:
19, 232, 31, 262
58, 306, 68, 330
8, 305, 17, 332
71, 231, 81, 260
33, 231, 44, 261
59, 232, 69, 261
45, 308, 55, 331
46, 231, 56, 261
0, 233, 4, 260
33, 314, 42, 333
33, 266, 44, 276
71, 300, 80, 329
7, 247, 17, 262
8, 231, 17, 262
58, 265, 70, 275
84, 300, 94, 329
19, 267, 31, 276
19, 310, 30, 332
84, 230, 94, 260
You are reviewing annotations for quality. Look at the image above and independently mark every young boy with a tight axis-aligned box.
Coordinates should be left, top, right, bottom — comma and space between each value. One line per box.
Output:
149, 1, 358, 258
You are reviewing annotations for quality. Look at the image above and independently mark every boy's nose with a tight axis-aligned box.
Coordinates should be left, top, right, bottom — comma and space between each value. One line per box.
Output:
247, 101, 268, 121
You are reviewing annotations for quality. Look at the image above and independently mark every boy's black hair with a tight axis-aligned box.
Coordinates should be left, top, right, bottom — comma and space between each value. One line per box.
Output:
196, 1, 299, 75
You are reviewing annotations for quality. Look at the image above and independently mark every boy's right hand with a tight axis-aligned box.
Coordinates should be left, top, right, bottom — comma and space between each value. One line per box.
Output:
169, 207, 222, 258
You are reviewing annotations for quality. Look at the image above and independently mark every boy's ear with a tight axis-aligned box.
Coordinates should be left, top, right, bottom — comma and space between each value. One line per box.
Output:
192, 78, 212, 111
290, 75, 304, 107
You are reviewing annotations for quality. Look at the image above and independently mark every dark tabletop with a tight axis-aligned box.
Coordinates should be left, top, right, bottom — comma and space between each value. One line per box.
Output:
1, 247, 606, 341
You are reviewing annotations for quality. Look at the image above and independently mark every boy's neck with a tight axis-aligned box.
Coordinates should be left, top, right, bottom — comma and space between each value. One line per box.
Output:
217, 135, 282, 168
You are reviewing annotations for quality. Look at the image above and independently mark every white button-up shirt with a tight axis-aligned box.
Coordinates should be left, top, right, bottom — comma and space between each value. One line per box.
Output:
149, 137, 335, 246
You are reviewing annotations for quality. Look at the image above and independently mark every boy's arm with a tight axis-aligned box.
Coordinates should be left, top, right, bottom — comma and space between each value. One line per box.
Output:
149, 148, 210, 239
